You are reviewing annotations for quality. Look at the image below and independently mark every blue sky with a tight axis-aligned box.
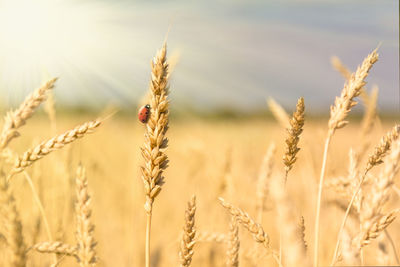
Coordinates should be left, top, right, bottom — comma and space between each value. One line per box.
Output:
0, 0, 398, 113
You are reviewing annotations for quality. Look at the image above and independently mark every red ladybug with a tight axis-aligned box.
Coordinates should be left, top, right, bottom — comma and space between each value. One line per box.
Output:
138, 104, 151, 123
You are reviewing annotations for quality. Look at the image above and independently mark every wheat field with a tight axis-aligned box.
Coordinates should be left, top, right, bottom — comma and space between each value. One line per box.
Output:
0, 44, 399, 267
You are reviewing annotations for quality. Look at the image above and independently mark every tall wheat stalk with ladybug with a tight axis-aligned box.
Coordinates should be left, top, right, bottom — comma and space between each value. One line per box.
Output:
139, 41, 170, 267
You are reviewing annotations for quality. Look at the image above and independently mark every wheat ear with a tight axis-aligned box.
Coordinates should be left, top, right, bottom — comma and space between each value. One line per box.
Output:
44, 90, 57, 134
0, 176, 26, 267
366, 124, 400, 172
179, 195, 196, 267
330, 56, 369, 106
267, 97, 290, 129
270, 177, 309, 267
32, 241, 77, 257
283, 97, 305, 181
357, 210, 399, 248
226, 216, 240, 267
256, 143, 275, 223
9, 119, 101, 178
314, 48, 378, 267
331, 124, 400, 264
75, 165, 97, 266
140, 42, 170, 267
0, 78, 57, 149
218, 198, 269, 249
196, 232, 226, 243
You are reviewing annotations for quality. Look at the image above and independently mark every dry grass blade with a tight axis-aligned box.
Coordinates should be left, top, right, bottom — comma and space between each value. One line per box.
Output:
75, 165, 97, 266
0, 176, 26, 267
32, 241, 77, 257
283, 97, 305, 179
218, 198, 270, 249
10, 119, 101, 176
226, 216, 239, 267
267, 97, 290, 129
179, 195, 196, 267
0, 78, 57, 149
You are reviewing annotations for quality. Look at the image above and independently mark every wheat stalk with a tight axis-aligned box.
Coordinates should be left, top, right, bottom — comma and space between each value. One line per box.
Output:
179, 195, 196, 267
75, 165, 97, 267
283, 97, 305, 180
9, 119, 101, 178
226, 216, 239, 267
314, 48, 379, 267
140, 42, 170, 267
0, 78, 57, 149
0, 176, 26, 267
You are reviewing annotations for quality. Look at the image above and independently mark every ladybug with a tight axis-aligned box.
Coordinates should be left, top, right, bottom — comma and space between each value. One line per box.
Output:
138, 104, 151, 123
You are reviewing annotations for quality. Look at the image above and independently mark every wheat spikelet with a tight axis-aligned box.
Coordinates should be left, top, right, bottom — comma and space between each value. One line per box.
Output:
32, 241, 77, 257
179, 195, 196, 267
283, 97, 305, 178
270, 177, 309, 267
328, 49, 378, 131
218, 198, 270, 248
256, 143, 275, 222
75, 165, 97, 266
141, 42, 170, 214
0, 176, 26, 267
0, 78, 57, 149
267, 97, 290, 129
366, 124, 400, 172
10, 119, 101, 176
226, 216, 239, 267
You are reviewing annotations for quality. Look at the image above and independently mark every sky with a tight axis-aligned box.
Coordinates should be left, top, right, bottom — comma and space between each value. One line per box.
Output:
0, 0, 398, 113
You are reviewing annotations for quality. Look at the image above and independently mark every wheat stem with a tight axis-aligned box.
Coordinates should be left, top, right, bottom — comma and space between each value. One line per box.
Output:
313, 132, 332, 267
